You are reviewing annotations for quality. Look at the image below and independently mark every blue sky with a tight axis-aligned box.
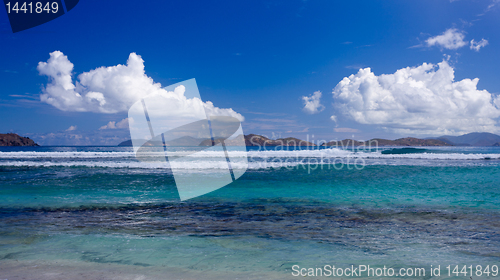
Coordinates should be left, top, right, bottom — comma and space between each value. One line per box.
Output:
1, 0, 500, 145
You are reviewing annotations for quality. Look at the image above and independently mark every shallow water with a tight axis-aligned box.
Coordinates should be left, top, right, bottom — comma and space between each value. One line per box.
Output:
1, 146, 500, 279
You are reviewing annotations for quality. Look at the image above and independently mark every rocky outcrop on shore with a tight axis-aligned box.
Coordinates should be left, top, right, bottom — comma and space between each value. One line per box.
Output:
0, 133, 39, 146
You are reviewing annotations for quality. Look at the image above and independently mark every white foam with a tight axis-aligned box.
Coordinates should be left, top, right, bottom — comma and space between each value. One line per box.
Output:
1, 148, 499, 163
0, 160, 292, 170
0, 151, 136, 159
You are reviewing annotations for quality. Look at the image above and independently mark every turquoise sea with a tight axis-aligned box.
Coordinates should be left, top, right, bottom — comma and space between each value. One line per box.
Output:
1, 146, 500, 279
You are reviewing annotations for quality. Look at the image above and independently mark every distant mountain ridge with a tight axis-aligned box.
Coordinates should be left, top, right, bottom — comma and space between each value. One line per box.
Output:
243, 134, 316, 146
118, 135, 450, 147
322, 137, 451, 147
118, 132, 500, 147
430, 132, 500, 146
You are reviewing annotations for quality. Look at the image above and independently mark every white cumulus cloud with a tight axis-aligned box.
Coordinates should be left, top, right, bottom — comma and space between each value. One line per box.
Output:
37, 51, 244, 121
302, 91, 324, 114
332, 60, 500, 135
470, 39, 489, 51
66, 125, 77, 131
99, 118, 129, 130
425, 28, 467, 50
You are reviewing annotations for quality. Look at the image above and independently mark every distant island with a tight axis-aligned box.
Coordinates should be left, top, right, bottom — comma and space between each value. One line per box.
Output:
429, 132, 500, 146
321, 137, 450, 147
118, 134, 453, 147
0, 133, 39, 146
5, 131, 499, 148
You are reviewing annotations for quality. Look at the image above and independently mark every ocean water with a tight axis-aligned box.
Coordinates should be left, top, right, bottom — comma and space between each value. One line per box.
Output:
1, 146, 500, 279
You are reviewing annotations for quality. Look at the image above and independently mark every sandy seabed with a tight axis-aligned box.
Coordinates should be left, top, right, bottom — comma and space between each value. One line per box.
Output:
0, 259, 282, 280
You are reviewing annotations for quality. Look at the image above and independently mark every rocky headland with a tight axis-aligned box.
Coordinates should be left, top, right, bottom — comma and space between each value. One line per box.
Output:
0, 133, 39, 146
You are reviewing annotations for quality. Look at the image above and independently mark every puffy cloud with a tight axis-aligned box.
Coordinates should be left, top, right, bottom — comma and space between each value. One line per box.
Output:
37, 51, 243, 121
66, 125, 77, 131
470, 39, 489, 51
302, 91, 324, 114
332, 60, 500, 135
425, 28, 467, 50
99, 118, 129, 130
